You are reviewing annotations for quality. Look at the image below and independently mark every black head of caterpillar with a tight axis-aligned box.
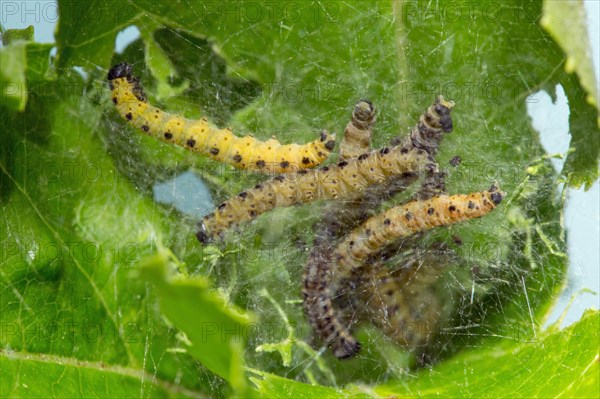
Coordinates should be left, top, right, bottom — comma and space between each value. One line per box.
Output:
107, 62, 336, 173
107, 62, 130, 80
197, 97, 454, 243
352, 99, 376, 128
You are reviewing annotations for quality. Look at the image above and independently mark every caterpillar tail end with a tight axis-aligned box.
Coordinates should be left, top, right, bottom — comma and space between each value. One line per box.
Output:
107, 62, 133, 81
333, 337, 361, 359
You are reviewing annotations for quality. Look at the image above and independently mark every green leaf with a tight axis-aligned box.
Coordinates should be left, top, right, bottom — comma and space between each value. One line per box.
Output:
375, 309, 600, 398
0, 27, 54, 111
2, 25, 34, 43
0, 351, 203, 398
55, 0, 138, 69
0, 38, 27, 111
541, 0, 600, 189
138, 248, 254, 395
248, 309, 600, 398
2, 0, 597, 397
542, 1, 599, 110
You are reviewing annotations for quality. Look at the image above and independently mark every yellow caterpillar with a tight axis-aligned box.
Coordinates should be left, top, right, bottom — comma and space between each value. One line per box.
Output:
197, 97, 455, 243
338, 186, 505, 273
107, 62, 336, 173
309, 186, 505, 359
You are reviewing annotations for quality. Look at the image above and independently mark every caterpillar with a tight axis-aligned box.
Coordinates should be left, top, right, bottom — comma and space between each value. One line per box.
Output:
357, 249, 455, 352
302, 100, 378, 358
391, 95, 455, 155
303, 237, 361, 359
107, 62, 336, 173
307, 185, 505, 358
339, 99, 375, 160
197, 146, 434, 243
197, 96, 455, 243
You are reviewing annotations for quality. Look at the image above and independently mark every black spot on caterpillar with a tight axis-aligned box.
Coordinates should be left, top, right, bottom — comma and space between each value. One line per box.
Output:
107, 62, 336, 173
307, 185, 505, 358
197, 97, 456, 243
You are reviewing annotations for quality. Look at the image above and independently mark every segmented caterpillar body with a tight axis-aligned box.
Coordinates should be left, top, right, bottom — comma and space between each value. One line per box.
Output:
198, 97, 455, 243
309, 186, 505, 358
339, 99, 375, 160
303, 241, 362, 359
107, 63, 336, 173
197, 146, 435, 242
391, 96, 455, 154
338, 186, 505, 275
302, 99, 377, 358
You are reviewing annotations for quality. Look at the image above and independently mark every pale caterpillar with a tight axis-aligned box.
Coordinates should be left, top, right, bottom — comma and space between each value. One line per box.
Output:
339, 99, 376, 160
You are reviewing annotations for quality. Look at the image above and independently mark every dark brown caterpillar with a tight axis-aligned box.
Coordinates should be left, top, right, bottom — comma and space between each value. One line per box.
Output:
303, 237, 362, 359
357, 248, 456, 352
309, 185, 505, 358
198, 97, 455, 243
107, 62, 336, 173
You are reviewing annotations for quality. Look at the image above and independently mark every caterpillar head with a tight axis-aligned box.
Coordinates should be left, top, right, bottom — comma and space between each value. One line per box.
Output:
354, 99, 376, 126
433, 95, 455, 132
488, 184, 505, 206
107, 62, 146, 102
107, 62, 133, 81
196, 219, 216, 244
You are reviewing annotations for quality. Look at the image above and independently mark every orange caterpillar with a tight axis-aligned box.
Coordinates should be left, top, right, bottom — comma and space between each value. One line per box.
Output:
309, 186, 505, 359
107, 63, 336, 173
197, 97, 454, 243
